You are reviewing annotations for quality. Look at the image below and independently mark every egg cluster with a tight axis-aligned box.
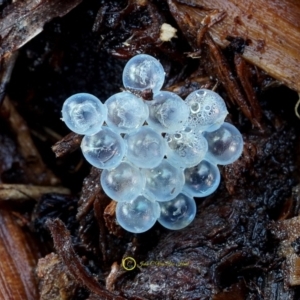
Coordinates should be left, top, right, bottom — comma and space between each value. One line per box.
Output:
61, 54, 243, 233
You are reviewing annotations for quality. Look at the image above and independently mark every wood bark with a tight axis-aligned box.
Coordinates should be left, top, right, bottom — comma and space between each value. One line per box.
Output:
168, 0, 300, 92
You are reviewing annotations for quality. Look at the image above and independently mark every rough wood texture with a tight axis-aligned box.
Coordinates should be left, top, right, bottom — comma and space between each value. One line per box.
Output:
37, 253, 79, 300
47, 219, 126, 300
52, 132, 83, 158
0, 207, 40, 299
0, 52, 18, 104
168, 0, 300, 92
270, 215, 300, 287
0, 184, 70, 201
0, 0, 82, 61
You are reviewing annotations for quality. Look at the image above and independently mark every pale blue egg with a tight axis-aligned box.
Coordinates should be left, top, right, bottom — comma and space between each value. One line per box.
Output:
185, 89, 228, 132
101, 162, 145, 202
146, 91, 189, 133
62, 93, 107, 135
142, 160, 185, 202
81, 126, 126, 169
122, 54, 165, 94
183, 160, 220, 197
165, 130, 208, 168
116, 196, 161, 233
204, 122, 243, 165
124, 127, 167, 168
105, 91, 149, 133
158, 193, 196, 230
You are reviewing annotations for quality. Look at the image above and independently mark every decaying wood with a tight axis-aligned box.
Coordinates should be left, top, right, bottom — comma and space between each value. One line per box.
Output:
0, 52, 18, 104
0, 207, 40, 299
0, 0, 83, 61
37, 253, 79, 300
52, 132, 83, 158
77, 167, 103, 220
168, 0, 300, 93
234, 53, 263, 124
2, 96, 60, 185
270, 214, 300, 287
204, 34, 263, 129
0, 184, 70, 201
93, 197, 110, 264
103, 201, 124, 238
47, 218, 126, 300
105, 262, 124, 292
107, 0, 167, 58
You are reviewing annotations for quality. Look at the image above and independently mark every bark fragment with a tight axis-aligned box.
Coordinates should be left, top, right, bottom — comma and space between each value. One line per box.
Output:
51, 132, 83, 158
0, 207, 40, 299
204, 34, 263, 129
47, 218, 126, 300
270, 215, 300, 287
0, 0, 83, 61
103, 201, 124, 238
37, 253, 79, 300
77, 167, 102, 221
234, 53, 263, 125
0, 52, 18, 104
168, 0, 300, 93
0, 184, 70, 201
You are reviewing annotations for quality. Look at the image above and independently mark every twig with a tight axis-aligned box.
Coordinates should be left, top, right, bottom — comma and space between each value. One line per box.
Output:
47, 219, 126, 299
0, 51, 18, 104
0, 184, 70, 201
52, 132, 83, 158
0, 0, 83, 61
205, 34, 263, 129
234, 54, 263, 129
295, 94, 300, 120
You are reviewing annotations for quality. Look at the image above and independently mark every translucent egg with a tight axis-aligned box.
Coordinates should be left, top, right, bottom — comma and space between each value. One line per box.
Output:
158, 193, 196, 230
62, 93, 107, 135
165, 130, 208, 168
105, 91, 149, 133
183, 160, 220, 197
122, 54, 165, 94
142, 160, 185, 202
116, 196, 161, 233
185, 89, 228, 132
204, 122, 243, 165
101, 162, 145, 202
146, 91, 189, 133
81, 127, 126, 169
124, 127, 167, 168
